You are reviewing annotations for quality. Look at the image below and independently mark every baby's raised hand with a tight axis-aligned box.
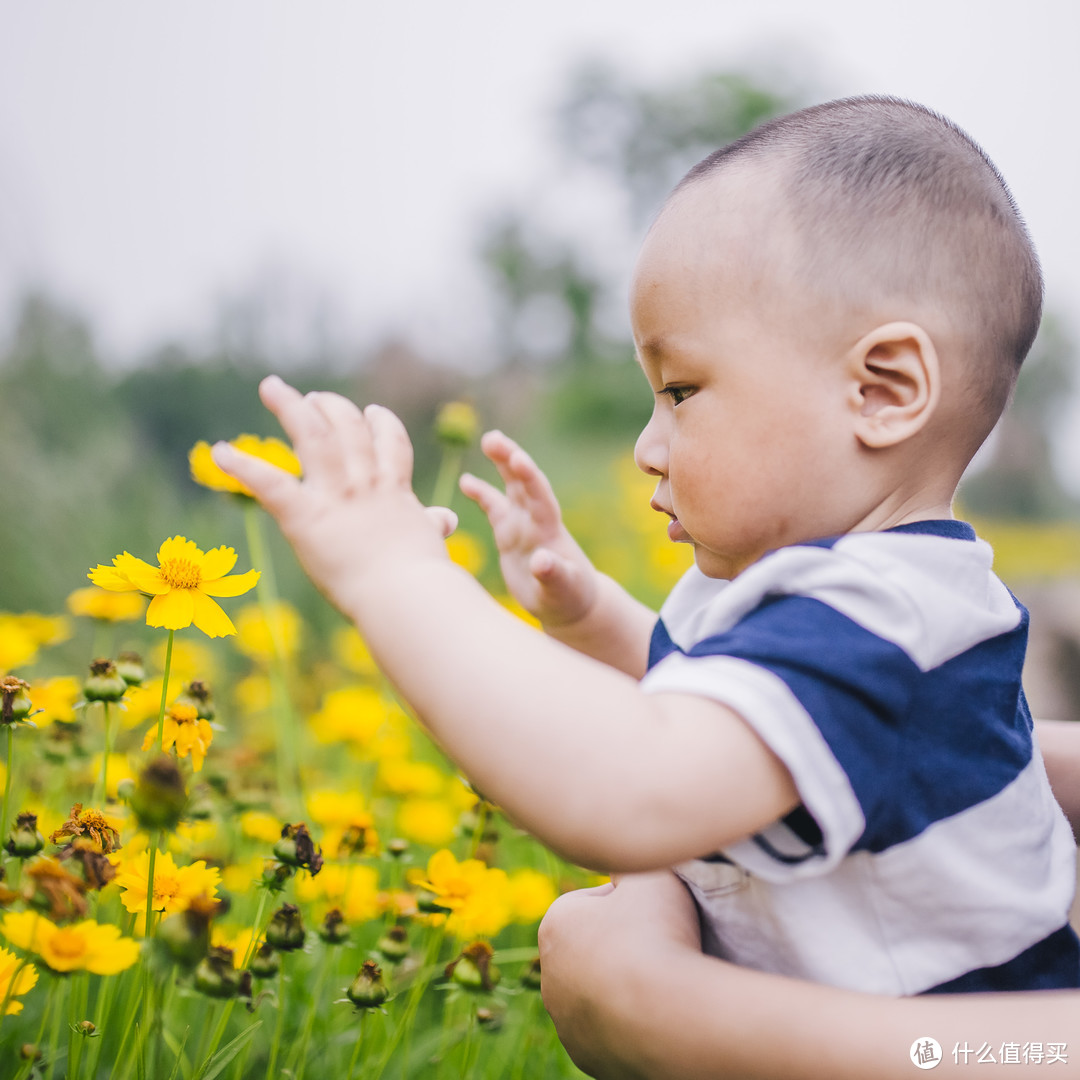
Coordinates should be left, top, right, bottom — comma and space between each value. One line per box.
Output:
212, 376, 450, 616
460, 431, 599, 630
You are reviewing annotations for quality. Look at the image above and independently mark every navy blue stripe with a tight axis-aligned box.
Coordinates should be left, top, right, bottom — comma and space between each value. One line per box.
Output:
886, 519, 977, 541
648, 617, 679, 671
921, 925, 1080, 993
688, 595, 1032, 853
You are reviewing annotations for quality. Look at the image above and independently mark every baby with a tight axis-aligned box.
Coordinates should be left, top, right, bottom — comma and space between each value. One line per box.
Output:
213, 95, 1078, 996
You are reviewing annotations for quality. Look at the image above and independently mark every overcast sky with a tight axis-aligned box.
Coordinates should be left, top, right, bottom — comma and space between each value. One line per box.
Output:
1, 0, 1078, 374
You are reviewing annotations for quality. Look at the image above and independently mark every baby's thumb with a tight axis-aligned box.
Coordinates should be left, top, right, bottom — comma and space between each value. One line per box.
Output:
425, 506, 458, 539
529, 548, 578, 593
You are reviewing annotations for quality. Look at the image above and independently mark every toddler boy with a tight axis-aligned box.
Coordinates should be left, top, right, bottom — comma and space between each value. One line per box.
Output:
214, 96, 1078, 995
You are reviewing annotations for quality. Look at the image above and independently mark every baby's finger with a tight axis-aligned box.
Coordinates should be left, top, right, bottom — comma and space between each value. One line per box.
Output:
304, 391, 375, 490
459, 472, 512, 524
425, 506, 458, 539
211, 442, 303, 519
259, 376, 348, 484
506, 446, 561, 525
529, 549, 584, 605
364, 404, 414, 489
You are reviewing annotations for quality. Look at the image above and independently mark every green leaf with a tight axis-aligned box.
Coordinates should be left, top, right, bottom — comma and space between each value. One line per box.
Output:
198, 1020, 263, 1080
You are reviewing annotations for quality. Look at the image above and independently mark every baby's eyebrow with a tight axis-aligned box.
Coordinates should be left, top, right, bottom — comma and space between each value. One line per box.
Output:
637, 335, 670, 361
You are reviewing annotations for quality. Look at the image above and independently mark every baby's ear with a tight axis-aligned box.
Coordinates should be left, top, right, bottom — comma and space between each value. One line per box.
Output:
846, 321, 941, 449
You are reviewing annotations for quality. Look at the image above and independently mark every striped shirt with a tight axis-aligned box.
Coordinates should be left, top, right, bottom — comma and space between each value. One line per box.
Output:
640, 520, 1080, 994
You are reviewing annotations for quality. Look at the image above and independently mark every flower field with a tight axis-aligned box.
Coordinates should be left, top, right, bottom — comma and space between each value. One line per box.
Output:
0, 423, 692, 1080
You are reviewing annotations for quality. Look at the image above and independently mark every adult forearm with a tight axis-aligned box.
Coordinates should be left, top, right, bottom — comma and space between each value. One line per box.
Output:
543, 572, 657, 678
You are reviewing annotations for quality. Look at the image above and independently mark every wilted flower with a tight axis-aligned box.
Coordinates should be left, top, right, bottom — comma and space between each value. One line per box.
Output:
2, 911, 138, 975
0, 677, 32, 725
89, 536, 259, 638
189, 435, 301, 497
51, 804, 121, 854
25, 857, 88, 921
273, 823, 323, 876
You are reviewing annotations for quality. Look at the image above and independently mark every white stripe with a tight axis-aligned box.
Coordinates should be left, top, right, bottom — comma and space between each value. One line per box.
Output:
657, 535, 1022, 671
677, 752, 1077, 994
641, 652, 864, 877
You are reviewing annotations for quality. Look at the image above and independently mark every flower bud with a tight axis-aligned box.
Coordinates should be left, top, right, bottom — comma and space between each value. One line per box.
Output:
273, 823, 323, 876
82, 659, 127, 703
375, 924, 410, 964
114, 652, 145, 687
386, 838, 409, 859
434, 401, 479, 449
130, 757, 187, 831
116, 778, 136, 803
75, 1020, 97, 1037
248, 942, 281, 979
6, 812, 44, 858
346, 960, 388, 1009
176, 680, 215, 721
521, 956, 542, 991
155, 895, 216, 969
20, 1044, 42, 1061
445, 941, 500, 992
316, 908, 349, 946
0, 676, 32, 724
194, 947, 241, 999
416, 889, 452, 914
264, 903, 305, 952
261, 862, 294, 892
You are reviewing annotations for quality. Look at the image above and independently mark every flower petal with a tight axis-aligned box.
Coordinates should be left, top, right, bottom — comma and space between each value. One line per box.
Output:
1, 910, 52, 954
114, 554, 171, 595
189, 441, 251, 496
200, 546, 238, 581
88, 563, 140, 592
190, 591, 236, 638
200, 569, 260, 598
147, 590, 196, 631
157, 536, 203, 566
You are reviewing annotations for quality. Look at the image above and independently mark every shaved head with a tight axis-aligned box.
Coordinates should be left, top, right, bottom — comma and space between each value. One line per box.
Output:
668, 96, 1042, 445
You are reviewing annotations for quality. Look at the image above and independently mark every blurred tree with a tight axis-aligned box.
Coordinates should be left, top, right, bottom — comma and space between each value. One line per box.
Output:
959, 316, 1078, 519
479, 61, 796, 438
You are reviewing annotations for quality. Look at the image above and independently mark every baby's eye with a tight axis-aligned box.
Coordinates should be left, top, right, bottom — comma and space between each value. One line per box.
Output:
661, 385, 695, 406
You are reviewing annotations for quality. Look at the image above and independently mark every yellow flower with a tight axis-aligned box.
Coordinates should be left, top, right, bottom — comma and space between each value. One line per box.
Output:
2, 911, 138, 975
0, 945, 37, 1013
142, 703, 214, 771
89, 536, 260, 638
378, 759, 445, 798
309, 686, 386, 748
234, 672, 273, 716
397, 798, 457, 847
416, 850, 512, 940
66, 586, 146, 623
445, 532, 487, 577
189, 435, 301, 497
16, 614, 72, 649
151, 638, 218, 685
332, 626, 378, 676
222, 855, 267, 895
112, 848, 221, 915
297, 863, 380, 924
240, 811, 282, 844
234, 601, 301, 663
508, 869, 558, 923
0, 616, 40, 672
29, 676, 81, 727
83, 753, 135, 800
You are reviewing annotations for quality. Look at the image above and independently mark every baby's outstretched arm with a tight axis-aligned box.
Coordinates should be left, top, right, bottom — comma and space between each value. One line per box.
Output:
460, 431, 656, 677
213, 377, 798, 872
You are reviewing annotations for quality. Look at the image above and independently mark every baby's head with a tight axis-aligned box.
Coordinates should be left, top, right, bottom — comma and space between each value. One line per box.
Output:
631, 95, 1042, 579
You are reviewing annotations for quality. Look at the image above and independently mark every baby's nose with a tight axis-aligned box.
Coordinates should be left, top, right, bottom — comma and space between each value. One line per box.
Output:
634, 414, 668, 476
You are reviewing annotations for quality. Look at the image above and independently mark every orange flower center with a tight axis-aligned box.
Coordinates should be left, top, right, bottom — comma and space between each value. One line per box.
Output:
50, 929, 86, 960
160, 557, 202, 590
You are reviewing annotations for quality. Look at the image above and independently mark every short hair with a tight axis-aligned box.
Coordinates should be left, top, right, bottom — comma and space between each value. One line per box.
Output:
674, 96, 1042, 426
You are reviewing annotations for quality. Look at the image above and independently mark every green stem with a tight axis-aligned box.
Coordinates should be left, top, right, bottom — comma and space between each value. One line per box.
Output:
376, 924, 446, 1075
195, 999, 237, 1080
264, 964, 288, 1080
431, 448, 464, 510
44, 973, 68, 1080
244, 502, 303, 817
16, 975, 58, 1080
94, 701, 114, 806
154, 630, 175, 753
1, 723, 14, 846
290, 947, 331, 1080
144, 832, 161, 938
465, 801, 490, 861
345, 1010, 365, 1080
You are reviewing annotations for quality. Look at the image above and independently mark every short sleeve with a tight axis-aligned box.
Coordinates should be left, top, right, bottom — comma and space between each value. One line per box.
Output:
641, 593, 921, 882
